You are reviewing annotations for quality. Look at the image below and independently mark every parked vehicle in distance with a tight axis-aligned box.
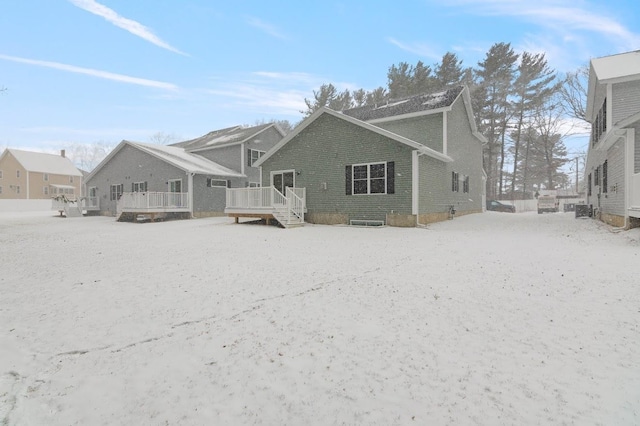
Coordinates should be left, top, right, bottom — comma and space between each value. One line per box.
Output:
537, 195, 559, 214
486, 200, 516, 213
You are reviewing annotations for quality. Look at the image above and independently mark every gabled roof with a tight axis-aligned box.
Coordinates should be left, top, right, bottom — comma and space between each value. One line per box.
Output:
171, 123, 285, 152
587, 50, 640, 121
342, 85, 465, 122
85, 141, 244, 182
1, 149, 82, 176
253, 107, 453, 168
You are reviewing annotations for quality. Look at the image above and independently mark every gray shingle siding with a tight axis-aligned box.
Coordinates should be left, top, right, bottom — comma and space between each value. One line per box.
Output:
633, 122, 640, 174
196, 145, 241, 175
444, 98, 484, 213
261, 113, 413, 223
585, 139, 626, 216
86, 144, 189, 216
373, 114, 443, 152
612, 81, 640, 124
418, 155, 446, 213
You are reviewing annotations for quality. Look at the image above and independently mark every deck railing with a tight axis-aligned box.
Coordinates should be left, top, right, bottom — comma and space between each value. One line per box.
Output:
118, 192, 189, 211
226, 187, 274, 209
81, 196, 100, 210
285, 187, 306, 221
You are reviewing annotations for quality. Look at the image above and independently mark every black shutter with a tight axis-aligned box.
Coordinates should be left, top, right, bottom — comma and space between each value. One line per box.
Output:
345, 165, 352, 195
227, 180, 231, 188
248, 149, 252, 166
386, 161, 395, 194
144, 181, 148, 192
131, 182, 134, 192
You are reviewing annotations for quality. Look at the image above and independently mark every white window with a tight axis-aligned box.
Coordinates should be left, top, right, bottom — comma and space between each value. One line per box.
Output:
208, 179, 228, 188
132, 181, 147, 192
248, 149, 265, 167
0, 186, 2, 194
43, 173, 49, 181
69, 176, 74, 183
247, 182, 261, 188
16, 170, 20, 178
0, 170, 3, 179
168, 179, 182, 193
43, 186, 49, 195
351, 162, 388, 195
16, 185, 20, 194
110, 184, 123, 201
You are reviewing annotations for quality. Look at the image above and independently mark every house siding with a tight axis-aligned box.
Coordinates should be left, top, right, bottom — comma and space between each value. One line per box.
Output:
86, 144, 190, 216
612, 81, 640, 124
445, 98, 484, 214
373, 114, 443, 152
585, 138, 626, 217
196, 145, 241, 176
260, 113, 413, 224
0, 152, 26, 199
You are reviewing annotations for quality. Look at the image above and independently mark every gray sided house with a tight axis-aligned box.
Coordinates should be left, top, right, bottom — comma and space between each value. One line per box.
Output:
171, 123, 285, 187
234, 85, 485, 227
584, 50, 640, 228
84, 123, 284, 220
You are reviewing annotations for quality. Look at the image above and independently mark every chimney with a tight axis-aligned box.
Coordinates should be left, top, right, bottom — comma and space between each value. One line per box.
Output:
61, 149, 65, 158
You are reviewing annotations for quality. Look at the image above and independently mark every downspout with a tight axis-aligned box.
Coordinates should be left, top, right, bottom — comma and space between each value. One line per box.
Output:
413, 150, 429, 228
26, 170, 30, 199
443, 111, 448, 156
625, 128, 635, 228
188, 172, 194, 218
241, 143, 245, 176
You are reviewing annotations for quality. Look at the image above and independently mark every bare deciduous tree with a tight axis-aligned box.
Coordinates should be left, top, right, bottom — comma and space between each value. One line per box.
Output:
148, 131, 180, 145
559, 66, 589, 122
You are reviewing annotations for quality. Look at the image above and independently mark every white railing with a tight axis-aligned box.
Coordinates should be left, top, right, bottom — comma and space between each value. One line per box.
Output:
226, 187, 274, 209
81, 196, 100, 210
286, 187, 305, 221
118, 192, 189, 211
226, 186, 306, 224
632, 173, 640, 208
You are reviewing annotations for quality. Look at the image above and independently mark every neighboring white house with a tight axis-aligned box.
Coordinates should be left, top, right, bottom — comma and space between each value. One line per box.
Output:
584, 50, 640, 229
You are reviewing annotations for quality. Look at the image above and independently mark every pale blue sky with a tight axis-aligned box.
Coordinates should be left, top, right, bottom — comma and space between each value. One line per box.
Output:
1, 0, 639, 155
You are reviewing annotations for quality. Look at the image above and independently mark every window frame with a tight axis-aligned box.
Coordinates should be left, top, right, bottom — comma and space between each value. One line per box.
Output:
0, 170, 3, 179
351, 161, 388, 195
132, 181, 147, 192
208, 178, 229, 188
16, 170, 20, 178
43, 173, 49, 182
110, 183, 124, 201
248, 149, 265, 167
43, 186, 49, 195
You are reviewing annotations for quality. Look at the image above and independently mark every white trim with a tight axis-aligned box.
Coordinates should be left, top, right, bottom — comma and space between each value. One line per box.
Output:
241, 142, 245, 175
443, 111, 448, 155
351, 161, 387, 195
270, 169, 296, 192
186, 124, 286, 153
209, 179, 228, 187
254, 107, 452, 168
412, 151, 419, 215
366, 106, 452, 124
626, 128, 635, 222
187, 173, 194, 217
26, 169, 29, 199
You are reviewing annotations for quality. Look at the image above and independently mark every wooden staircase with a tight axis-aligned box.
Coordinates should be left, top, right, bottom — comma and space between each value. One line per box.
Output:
272, 205, 304, 228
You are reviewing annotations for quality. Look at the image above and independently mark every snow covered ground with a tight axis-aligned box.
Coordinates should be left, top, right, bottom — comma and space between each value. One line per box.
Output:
1, 211, 639, 425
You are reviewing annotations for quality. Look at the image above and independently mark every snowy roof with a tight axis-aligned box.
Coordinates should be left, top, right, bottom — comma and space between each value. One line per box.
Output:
342, 86, 464, 121
127, 141, 245, 177
171, 123, 277, 151
590, 50, 640, 82
3, 149, 82, 176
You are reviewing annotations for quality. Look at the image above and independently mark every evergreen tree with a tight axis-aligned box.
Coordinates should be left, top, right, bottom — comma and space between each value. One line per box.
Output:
302, 83, 338, 116
365, 87, 388, 106
474, 42, 518, 198
434, 52, 465, 88
412, 61, 436, 94
509, 51, 560, 197
388, 62, 413, 98
352, 89, 367, 107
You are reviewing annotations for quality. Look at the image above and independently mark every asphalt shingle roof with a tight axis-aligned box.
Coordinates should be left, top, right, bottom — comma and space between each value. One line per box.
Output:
171, 123, 274, 151
342, 85, 464, 121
